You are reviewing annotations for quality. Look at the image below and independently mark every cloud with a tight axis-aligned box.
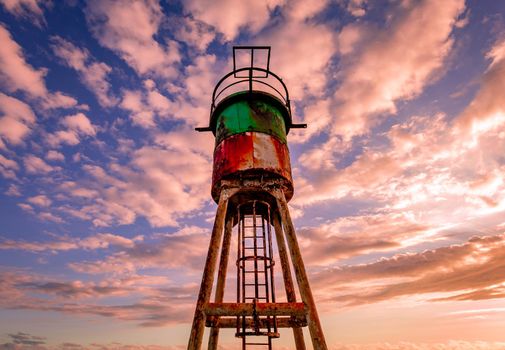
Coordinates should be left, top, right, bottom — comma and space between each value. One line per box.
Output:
0, 24, 46, 97
0, 153, 19, 179
173, 17, 215, 52
183, 0, 285, 41
53, 139, 211, 227
45, 150, 64, 162
85, 0, 180, 78
294, 0, 465, 142
119, 80, 175, 128
0, 92, 36, 147
330, 342, 505, 350
0, 269, 194, 327
69, 226, 210, 275
0, 232, 142, 252
37, 212, 64, 223
51, 37, 118, 107
312, 233, 505, 306
0, 24, 77, 109
454, 38, 505, 139
23, 155, 55, 174
61, 113, 96, 136
294, 64, 505, 225
1, 338, 504, 350
5, 332, 46, 346
254, 18, 337, 101
46, 113, 97, 147
5, 184, 21, 196
27, 195, 51, 207
0, 0, 47, 26
297, 212, 429, 265
334, 0, 464, 138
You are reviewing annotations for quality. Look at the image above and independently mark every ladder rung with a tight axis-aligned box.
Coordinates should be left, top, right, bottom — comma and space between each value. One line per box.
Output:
244, 297, 267, 300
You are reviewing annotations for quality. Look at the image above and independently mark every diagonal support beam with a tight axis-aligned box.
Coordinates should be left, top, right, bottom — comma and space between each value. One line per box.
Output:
273, 212, 307, 350
188, 188, 236, 350
273, 189, 328, 350
208, 214, 234, 350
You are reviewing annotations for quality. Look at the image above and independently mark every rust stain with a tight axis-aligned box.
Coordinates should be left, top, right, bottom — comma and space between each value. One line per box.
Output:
211, 132, 293, 201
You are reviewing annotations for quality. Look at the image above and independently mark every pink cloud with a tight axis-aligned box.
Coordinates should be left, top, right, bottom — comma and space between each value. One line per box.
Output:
23, 155, 55, 174
51, 37, 118, 107
0, 153, 19, 179
120, 80, 176, 128
255, 11, 337, 99
61, 113, 96, 136
85, 0, 180, 78
0, 269, 195, 327
0, 92, 36, 146
174, 17, 215, 52
54, 142, 211, 227
45, 150, 65, 162
0, 24, 77, 109
0, 0, 47, 26
454, 38, 505, 139
312, 233, 505, 306
0, 232, 142, 252
46, 113, 97, 147
37, 212, 63, 223
295, 0, 465, 141
27, 195, 51, 207
183, 0, 285, 41
5, 184, 21, 196
0, 23, 47, 97
296, 212, 429, 265
69, 226, 210, 275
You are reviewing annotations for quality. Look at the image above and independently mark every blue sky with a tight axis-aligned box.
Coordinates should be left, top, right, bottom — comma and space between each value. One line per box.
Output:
1, 0, 505, 349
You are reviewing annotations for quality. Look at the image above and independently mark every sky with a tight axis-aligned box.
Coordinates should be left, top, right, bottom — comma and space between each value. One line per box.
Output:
1, 0, 505, 349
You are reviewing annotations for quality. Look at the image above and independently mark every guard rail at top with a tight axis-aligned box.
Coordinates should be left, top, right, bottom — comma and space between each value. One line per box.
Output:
211, 67, 291, 117
195, 67, 307, 132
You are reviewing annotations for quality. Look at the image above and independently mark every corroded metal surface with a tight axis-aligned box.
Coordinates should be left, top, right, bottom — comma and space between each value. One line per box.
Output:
208, 217, 234, 350
212, 132, 293, 202
273, 189, 328, 350
209, 90, 293, 136
190, 46, 325, 350
204, 302, 305, 317
215, 96, 288, 145
188, 188, 237, 350
273, 212, 307, 350
207, 316, 307, 328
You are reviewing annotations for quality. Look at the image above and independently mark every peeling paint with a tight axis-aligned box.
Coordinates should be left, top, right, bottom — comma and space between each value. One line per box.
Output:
212, 132, 293, 202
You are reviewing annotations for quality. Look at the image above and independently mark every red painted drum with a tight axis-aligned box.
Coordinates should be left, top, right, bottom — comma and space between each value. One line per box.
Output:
212, 132, 293, 202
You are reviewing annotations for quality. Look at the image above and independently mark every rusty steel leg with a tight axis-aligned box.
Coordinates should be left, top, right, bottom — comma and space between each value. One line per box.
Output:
273, 212, 306, 350
273, 189, 328, 350
208, 214, 234, 350
188, 188, 235, 350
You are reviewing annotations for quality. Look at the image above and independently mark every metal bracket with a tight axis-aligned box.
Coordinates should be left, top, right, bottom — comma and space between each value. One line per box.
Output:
195, 126, 212, 132
290, 123, 307, 129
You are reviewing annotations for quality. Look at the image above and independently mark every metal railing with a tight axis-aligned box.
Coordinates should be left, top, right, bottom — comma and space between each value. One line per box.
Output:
195, 46, 307, 132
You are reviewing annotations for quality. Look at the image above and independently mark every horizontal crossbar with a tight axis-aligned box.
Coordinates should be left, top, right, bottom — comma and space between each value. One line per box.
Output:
206, 316, 307, 328
204, 302, 306, 317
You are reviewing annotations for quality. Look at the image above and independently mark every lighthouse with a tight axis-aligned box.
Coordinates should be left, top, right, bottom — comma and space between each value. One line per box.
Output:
188, 46, 327, 350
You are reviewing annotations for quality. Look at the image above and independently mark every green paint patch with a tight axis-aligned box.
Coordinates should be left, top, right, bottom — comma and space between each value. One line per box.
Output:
215, 100, 287, 145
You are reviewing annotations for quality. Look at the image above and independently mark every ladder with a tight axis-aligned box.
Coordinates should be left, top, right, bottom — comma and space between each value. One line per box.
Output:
236, 201, 279, 349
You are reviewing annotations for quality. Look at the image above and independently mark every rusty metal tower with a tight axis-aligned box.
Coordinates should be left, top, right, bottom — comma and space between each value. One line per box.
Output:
188, 46, 327, 350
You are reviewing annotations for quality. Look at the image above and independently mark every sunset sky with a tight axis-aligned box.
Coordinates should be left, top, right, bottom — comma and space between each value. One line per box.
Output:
1, 0, 505, 349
